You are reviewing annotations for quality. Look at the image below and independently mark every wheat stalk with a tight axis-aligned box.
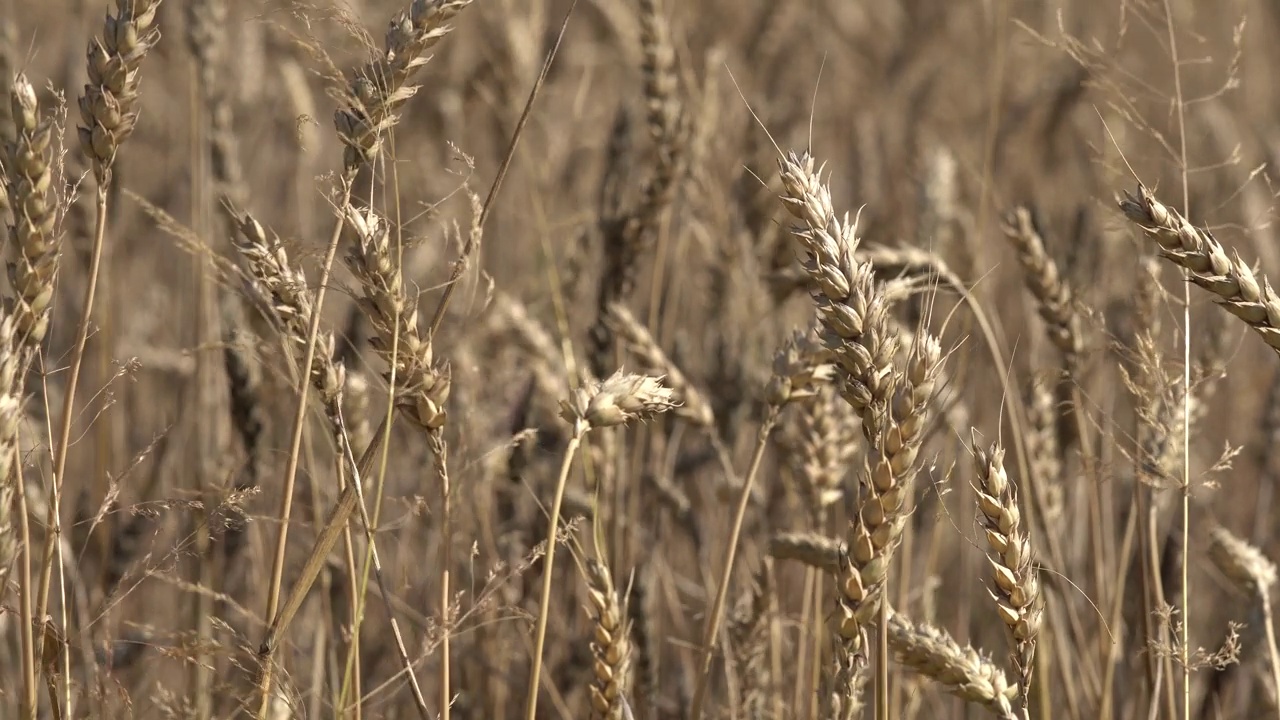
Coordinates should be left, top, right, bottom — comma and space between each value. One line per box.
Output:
689, 331, 837, 718
526, 371, 678, 720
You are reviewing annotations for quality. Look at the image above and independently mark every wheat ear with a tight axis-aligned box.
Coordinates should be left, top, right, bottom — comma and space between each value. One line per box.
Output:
584, 558, 634, 720
972, 441, 1042, 710
1119, 184, 1280, 354
886, 609, 1018, 719
78, 0, 165, 182
5, 75, 59, 351
778, 150, 944, 714
334, 0, 474, 171
1208, 525, 1280, 718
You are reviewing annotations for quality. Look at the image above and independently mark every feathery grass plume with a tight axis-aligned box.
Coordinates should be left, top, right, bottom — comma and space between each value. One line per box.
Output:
605, 302, 714, 427
972, 441, 1042, 707
342, 206, 449, 430
231, 210, 346, 421
1001, 207, 1082, 363
583, 558, 633, 720
0, 314, 23, 596
885, 609, 1018, 719
1119, 184, 1280, 354
4, 74, 59, 349
334, 0, 474, 171
78, 0, 165, 182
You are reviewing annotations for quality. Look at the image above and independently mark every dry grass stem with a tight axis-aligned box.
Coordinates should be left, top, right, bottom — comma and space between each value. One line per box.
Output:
528, 371, 676, 720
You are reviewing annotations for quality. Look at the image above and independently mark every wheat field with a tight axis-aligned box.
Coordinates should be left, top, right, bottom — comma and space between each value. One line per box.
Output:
1, 0, 1278, 718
